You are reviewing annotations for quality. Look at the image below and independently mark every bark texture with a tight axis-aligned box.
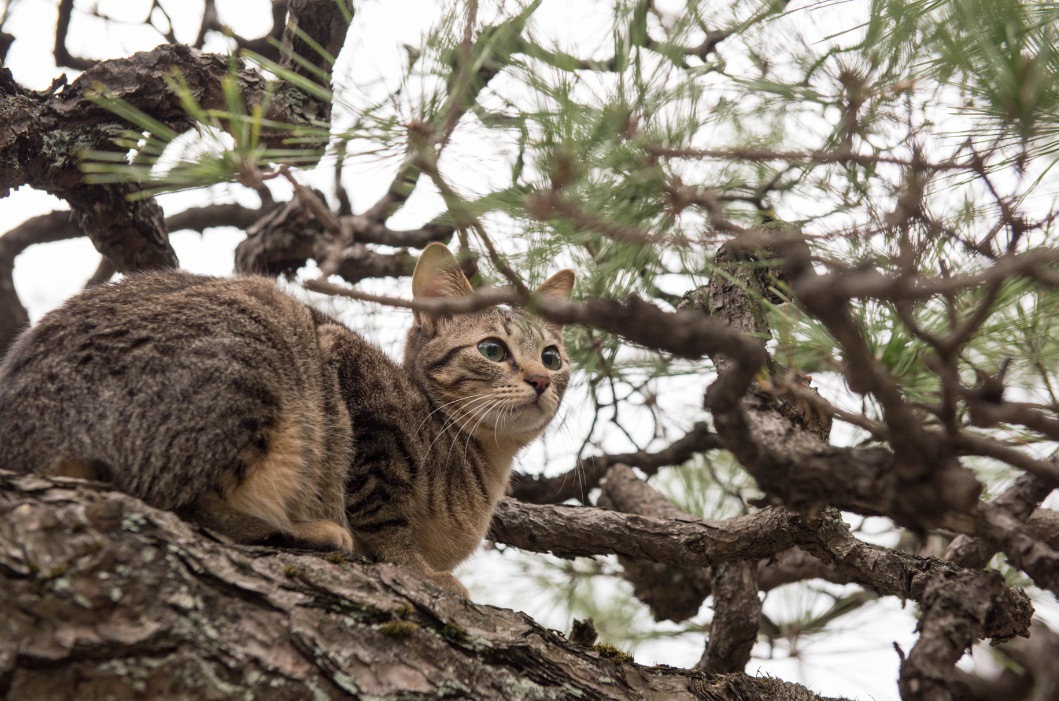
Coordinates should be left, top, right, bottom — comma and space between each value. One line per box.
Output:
0, 471, 843, 701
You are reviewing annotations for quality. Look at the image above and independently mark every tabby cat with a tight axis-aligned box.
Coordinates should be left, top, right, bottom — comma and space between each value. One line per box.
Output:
0, 243, 574, 596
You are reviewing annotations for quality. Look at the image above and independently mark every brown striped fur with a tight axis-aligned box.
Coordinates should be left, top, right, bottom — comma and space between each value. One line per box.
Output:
0, 244, 573, 596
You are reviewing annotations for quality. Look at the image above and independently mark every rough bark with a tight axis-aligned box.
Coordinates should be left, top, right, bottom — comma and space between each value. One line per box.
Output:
681, 231, 1044, 698
593, 465, 858, 628
682, 235, 973, 532
698, 561, 759, 675
489, 496, 1031, 644
898, 569, 1015, 701
0, 470, 844, 701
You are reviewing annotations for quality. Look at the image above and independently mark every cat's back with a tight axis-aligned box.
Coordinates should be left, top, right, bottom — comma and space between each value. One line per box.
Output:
0, 271, 345, 511
4, 271, 294, 368
0, 272, 318, 405
3, 271, 308, 373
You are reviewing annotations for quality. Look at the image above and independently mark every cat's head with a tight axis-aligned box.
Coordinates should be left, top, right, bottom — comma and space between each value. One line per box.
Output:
405, 243, 575, 446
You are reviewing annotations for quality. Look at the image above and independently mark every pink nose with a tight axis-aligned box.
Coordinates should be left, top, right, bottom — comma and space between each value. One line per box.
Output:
525, 374, 550, 396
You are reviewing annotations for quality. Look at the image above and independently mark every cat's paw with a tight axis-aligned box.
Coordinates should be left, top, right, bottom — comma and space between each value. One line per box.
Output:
430, 571, 470, 598
288, 519, 355, 552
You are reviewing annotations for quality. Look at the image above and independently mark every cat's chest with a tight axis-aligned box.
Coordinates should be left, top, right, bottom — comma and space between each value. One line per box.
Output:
414, 453, 512, 571
416, 513, 491, 571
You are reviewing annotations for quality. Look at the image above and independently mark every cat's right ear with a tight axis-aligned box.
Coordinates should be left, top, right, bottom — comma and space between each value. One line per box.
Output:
412, 243, 474, 335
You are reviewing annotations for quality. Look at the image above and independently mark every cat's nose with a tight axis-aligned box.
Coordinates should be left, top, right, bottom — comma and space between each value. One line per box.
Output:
525, 374, 550, 396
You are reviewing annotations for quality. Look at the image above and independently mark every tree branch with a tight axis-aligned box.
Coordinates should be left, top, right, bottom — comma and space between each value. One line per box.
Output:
234, 194, 450, 280
511, 421, 721, 504
946, 474, 1054, 569
0, 211, 82, 353
492, 497, 1030, 643
899, 569, 1028, 701
0, 470, 844, 701
3, 0, 353, 275
597, 464, 714, 623
698, 561, 759, 674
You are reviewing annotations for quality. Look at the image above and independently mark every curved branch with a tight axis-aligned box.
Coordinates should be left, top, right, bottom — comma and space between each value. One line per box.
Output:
511, 421, 721, 504
946, 474, 1054, 568
53, 0, 97, 71
0, 211, 84, 353
166, 201, 281, 234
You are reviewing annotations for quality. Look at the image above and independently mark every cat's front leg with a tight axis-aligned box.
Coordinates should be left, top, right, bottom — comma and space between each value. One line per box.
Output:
187, 492, 354, 552
353, 526, 468, 597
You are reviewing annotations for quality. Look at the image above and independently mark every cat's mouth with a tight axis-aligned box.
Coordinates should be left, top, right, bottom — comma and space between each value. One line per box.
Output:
511, 398, 556, 427
456, 392, 557, 438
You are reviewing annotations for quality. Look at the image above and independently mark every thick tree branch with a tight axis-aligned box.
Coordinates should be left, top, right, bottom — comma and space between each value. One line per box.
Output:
682, 232, 984, 533
898, 569, 1025, 701
598, 464, 714, 623
780, 235, 971, 492
699, 561, 759, 674
945, 474, 1054, 569
756, 548, 852, 591
234, 194, 451, 280
0, 470, 843, 701
596, 465, 856, 627
491, 498, 1031, 644
492, 497, 801, 567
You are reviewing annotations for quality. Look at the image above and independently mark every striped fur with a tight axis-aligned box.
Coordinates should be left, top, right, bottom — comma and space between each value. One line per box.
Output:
0, 244, 573, 596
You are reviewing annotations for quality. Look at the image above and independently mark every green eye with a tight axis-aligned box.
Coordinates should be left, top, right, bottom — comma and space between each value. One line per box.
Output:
478, 340, 507, 362
541, 347, 562, 371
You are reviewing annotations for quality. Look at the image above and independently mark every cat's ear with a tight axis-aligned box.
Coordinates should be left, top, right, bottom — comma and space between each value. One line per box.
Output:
535, 269, 575, 300
412, 243, 473, 334
534, 269, 575, 334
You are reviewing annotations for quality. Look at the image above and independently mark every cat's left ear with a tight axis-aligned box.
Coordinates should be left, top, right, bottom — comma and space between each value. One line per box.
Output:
535, 269, 575, 300
534, 269, 575, 334
412, 243, 474, 334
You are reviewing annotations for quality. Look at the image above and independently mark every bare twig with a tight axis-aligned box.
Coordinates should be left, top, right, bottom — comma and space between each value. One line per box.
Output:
511, 422, 721, 504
